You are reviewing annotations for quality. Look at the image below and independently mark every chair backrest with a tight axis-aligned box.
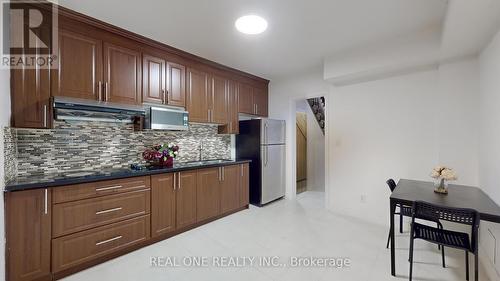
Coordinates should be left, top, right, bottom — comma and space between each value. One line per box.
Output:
412, 201, 480, 250
386, 179, 397, 193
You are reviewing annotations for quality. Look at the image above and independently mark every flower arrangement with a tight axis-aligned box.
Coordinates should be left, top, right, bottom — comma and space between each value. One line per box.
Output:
143, 143, 179, 167
430, 166, 457, 194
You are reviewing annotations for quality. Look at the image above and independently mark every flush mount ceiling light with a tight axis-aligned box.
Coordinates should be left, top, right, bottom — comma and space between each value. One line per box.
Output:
235, 15, 268, 35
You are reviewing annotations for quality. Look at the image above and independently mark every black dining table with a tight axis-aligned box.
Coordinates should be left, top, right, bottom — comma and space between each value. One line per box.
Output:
389, 179, 500, 276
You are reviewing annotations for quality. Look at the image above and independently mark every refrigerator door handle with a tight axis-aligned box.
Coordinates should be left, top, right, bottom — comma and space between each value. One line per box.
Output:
264, 123, 268, 145
264, 146, 269, 167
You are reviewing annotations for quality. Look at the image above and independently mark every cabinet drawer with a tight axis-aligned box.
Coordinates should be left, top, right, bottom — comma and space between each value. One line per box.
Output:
52, 215, 150, 272
53, 176, 151, 203
53, 189, 150, 237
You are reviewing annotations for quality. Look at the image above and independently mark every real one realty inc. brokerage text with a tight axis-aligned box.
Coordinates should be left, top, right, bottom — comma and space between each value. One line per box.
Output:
150, 256, 352, 268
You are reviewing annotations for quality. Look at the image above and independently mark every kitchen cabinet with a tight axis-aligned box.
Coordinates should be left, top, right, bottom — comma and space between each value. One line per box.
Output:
237, 83, 254, 115
186, 68, 211, 123
151, 174, 176, 237
142, 56, 186, 107
220, 165, 240, 214
6, 189, 52, 281
53, 29, 103, 101
142, 54, 166, 105
253, 87, 269, 117
167, 62, 186, 107
218, 80, 239, 134
53, 30, 141, 105
103, 42, 142, 105
176, 171, 198, 229
196, 168, 221, 222
238, 83, 268, 117
239, 163, 250, 207
211, 75, 229, 124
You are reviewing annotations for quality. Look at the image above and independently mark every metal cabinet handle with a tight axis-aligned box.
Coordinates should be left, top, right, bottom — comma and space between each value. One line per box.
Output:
162, 89, 167, 105
44, 189, 48, 214
256, 104, 259, 115
96, 207, 122, 215
43, 105, 48, 128
178, 172, 182, 190
96, 235, 122, 246
104, 82, 109, 101
173, 173, 177, 190
98, 81, 103, 101
95, 185, 122, 192
218, 167, 221, 181
241, 165, 243, 177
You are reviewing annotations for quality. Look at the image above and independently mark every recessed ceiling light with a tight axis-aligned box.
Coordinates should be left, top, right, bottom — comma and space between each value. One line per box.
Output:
235, 15, 268, 35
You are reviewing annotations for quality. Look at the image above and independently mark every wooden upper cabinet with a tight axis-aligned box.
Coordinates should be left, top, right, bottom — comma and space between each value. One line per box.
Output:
196, 168, 221, 222
142, 54, 166, 105
254, 87, 268, 117
151, 174, 176, 237
186, 68, 211, 123
220, 165, 240, 214
167, 62, 186, 107
218, 80, 239, 134
53, 30, 103, 101
103, 42, 141, 105
211, 75, 229, 124
11, 64, 51, 129
176, 171, 198, 229
238, 83, 254, 115
6, 189, 51, 281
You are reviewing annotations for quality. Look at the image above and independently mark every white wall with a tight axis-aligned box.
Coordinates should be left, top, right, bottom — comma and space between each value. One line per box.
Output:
269, 69, 330, 200
326, 58, 480, 226
305, 105, 325, 192
0, 68, 11, 281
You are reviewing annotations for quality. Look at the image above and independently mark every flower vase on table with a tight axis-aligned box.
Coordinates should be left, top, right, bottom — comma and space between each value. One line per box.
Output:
430, 166, 457, 194
143, 143, 179, 168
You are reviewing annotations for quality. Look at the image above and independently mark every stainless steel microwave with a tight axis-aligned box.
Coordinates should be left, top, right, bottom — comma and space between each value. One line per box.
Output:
144, 106, 189, 130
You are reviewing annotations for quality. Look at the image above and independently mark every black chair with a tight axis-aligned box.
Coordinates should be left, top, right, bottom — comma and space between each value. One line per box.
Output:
409, 201, 480, 281
386, 179, 443, 251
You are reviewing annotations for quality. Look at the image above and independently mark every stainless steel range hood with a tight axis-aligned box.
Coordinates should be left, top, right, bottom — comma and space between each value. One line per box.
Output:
53, 97, 146, 124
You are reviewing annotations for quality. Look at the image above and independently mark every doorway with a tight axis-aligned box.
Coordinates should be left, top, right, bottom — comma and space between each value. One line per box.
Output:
295, 97, 325, 194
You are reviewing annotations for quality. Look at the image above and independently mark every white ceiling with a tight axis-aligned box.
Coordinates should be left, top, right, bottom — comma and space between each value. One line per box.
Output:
56, 0, 448, 80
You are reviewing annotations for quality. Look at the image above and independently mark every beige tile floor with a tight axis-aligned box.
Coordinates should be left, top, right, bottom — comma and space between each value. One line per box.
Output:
62, 191, 490, 281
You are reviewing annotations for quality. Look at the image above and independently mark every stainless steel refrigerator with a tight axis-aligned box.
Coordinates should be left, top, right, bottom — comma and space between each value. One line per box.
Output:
236, 119, 286, 206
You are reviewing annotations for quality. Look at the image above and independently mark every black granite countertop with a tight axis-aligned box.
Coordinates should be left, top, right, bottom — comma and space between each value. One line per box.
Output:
5, 159, 252, 192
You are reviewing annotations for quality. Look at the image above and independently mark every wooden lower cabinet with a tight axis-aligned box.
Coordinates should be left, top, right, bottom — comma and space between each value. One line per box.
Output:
196, 168, 221, 222
239, 164, 250, 207
52, 215, 150, 272
176, 171, 198, 229
6, 189, 51, 281
5, 164, 249, 281
151, 174, 176, 237
220, 165, 240, 213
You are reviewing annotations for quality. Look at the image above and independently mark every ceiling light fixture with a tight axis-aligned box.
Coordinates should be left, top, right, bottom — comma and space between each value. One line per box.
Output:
235, 15, 268, 35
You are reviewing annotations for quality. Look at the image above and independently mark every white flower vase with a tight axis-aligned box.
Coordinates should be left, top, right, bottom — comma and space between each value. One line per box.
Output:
434, 178, 448, 194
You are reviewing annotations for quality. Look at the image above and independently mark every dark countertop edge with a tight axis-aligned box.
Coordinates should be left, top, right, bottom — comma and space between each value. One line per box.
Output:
5, 160, 252, 192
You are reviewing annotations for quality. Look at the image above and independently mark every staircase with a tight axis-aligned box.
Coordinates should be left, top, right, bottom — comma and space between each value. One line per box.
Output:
307, 97, 325, 135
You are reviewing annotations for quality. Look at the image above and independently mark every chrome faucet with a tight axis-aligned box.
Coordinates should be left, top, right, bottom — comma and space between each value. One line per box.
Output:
198, 142, 203, 161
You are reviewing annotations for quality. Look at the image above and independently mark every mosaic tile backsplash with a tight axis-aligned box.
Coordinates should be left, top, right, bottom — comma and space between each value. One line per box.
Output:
4, 121, 231, 178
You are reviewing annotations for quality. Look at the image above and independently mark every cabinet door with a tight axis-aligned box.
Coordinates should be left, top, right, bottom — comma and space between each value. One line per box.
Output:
176, 171, 198, 229
142, 54, 166, 105
53, 30, 103, 101
6, 189, 51, 281
238, 83, 254, 114
103, 42, 141, 105
211, 75, 229, 124
239, 164, 250, 207
151, 174, 176, 237
254, 87, 268, 117
167, 62, 186, 107
196, 168, 221, 222
218, 80, 239, 134
220, 165, 240, 213
186, 68, 211, 123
